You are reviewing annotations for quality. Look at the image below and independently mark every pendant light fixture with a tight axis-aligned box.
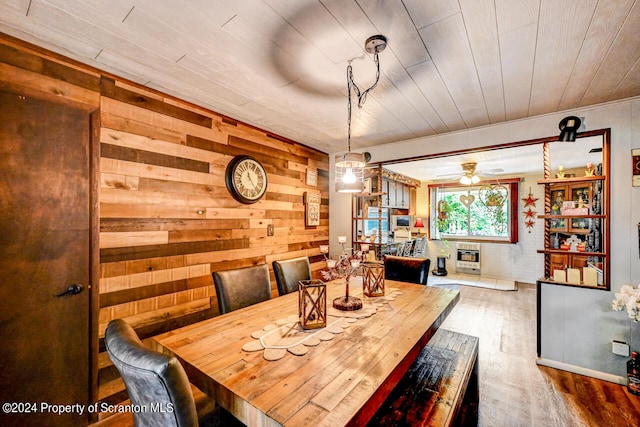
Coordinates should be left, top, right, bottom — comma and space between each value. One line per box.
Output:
335, 35, 387, 193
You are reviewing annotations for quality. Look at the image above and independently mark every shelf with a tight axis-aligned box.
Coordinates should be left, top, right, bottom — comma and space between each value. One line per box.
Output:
537, 249, 605, 257
537, 175, 605, 184
353, 166, 387, 261
353, 217, 386, 221
538, 214, 606, 219
536, 134, 610, 291
354, 191, 386, 197
538, 278, 607, 290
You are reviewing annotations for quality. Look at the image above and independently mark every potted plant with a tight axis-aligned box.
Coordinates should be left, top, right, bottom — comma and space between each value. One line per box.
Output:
436, 200, 451, 233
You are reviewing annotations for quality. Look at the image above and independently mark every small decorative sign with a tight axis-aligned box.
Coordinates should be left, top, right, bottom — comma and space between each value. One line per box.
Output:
298, 280, 327, 330
633, 149, 640, 187
306, 168, 318, 187
304, 191, 321, 226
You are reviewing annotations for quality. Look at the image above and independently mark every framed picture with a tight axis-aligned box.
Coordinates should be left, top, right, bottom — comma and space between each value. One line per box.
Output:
633, 148, 640, 187
306, 168, 317, 187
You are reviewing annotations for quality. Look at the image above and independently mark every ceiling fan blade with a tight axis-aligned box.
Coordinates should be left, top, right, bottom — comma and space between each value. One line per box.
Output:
435, 172, 463, 178
477, 168, 504, 177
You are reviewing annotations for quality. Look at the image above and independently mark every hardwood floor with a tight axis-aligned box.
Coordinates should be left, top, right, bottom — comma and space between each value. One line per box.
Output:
438, 282, 640, 427
93, 282, 639, 427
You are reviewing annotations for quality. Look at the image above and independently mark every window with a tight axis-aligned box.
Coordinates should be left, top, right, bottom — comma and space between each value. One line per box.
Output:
429, 180, 519, 243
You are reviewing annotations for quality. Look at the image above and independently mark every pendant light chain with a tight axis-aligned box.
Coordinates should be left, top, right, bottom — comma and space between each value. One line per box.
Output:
346, 47, 383, 153
335, 35, 386, 193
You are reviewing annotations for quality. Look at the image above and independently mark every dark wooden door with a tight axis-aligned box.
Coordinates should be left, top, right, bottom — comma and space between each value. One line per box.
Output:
0, 91, 92, 426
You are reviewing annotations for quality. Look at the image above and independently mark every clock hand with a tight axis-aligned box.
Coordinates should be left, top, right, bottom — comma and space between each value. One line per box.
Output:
247, 171, 256, 187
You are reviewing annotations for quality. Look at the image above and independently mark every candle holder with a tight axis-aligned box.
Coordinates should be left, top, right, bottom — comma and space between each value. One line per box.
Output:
319, 238, 365, 311
362, 263, 385, 297
298, 280, 327, 329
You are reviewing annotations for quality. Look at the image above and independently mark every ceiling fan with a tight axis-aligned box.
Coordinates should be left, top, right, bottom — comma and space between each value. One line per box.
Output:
437, 162, 504, 184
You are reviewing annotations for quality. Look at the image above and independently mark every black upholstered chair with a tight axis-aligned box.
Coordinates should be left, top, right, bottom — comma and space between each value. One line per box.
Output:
272, 256, 312, 296
105, 319, 244, 427
383, 255, 431, 285
212, 264, 272, 314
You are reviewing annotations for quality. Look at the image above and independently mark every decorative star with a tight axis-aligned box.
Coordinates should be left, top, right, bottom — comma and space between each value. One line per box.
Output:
525, 219, 535, 230
524, 208, 537, 219
522, 190, 539, 207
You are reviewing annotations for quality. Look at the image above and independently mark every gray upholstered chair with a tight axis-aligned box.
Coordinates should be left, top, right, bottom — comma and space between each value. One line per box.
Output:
384, 255, 431, 285
212, 264, 272, 314
105, 319, 244, 427
272, 256, 312, 296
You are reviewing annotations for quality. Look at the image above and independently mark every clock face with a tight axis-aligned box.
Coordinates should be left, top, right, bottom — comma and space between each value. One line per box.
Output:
225, 155, 268, 204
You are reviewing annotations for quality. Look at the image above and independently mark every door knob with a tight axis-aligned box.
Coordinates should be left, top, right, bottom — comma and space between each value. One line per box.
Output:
55, 283, 84, 297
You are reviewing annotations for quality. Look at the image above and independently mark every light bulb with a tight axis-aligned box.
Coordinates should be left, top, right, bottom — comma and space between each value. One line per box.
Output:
342, 168, 356, 183
471, 175, 480, 184
460, 175, 471, 185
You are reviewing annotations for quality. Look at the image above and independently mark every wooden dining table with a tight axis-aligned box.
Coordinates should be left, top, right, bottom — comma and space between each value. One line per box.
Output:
152, 279, 459, 427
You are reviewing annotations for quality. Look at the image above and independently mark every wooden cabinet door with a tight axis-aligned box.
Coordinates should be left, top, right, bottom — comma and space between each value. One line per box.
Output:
382, 178, 390, 206
402, 185, 410, 208
550, 253, 567, 274
0, 92, 93, 426
570, 254, 589, 269
388, 180, 397, 207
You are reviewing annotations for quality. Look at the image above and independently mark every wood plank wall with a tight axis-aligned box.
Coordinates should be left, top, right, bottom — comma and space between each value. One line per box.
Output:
0, 34, 329, 414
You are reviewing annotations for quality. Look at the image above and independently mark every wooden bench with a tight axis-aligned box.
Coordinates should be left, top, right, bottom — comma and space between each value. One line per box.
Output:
369, 328, 479, 426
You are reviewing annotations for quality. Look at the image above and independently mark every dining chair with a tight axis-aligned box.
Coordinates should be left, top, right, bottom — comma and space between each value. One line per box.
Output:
104, 319, 243, 427
212, 264, 272, 314
383, 255, 431, 285
402, 240, 414, 257
412, 238, 427, 258
272, 256, 312, 296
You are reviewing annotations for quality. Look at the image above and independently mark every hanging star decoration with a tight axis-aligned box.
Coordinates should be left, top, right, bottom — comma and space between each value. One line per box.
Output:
522, 189, 539, 207
522, 188, 538, 233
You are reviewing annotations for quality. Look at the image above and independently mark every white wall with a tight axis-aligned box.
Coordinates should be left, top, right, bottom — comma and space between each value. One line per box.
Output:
329, 97, 640, 380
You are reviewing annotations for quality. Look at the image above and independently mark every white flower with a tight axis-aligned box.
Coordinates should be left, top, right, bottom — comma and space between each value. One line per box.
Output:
612, 284, 640, 322
612, 298, 626, 311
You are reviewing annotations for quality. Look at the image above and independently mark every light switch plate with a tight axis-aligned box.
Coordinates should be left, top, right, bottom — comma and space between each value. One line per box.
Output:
612, 340, 630, 356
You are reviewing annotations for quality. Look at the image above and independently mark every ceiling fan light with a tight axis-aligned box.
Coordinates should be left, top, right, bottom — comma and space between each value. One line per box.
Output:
471, 175, 480, 184
460, 175, 472, 185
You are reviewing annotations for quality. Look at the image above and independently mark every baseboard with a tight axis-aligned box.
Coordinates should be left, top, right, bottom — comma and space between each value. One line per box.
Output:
536, 357, 626, 385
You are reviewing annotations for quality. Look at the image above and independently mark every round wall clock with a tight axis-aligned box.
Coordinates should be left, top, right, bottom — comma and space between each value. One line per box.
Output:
225, 155, 268, 204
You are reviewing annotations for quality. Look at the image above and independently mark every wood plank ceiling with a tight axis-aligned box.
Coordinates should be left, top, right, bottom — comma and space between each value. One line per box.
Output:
0, 0, 638, 156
